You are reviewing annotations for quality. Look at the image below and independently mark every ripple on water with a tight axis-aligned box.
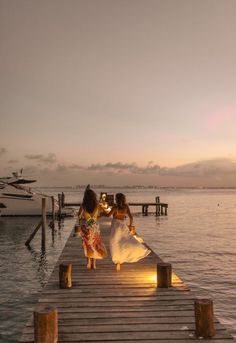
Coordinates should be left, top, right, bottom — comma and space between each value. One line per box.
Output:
1, 188, 236, 340
0, 216, 74, 342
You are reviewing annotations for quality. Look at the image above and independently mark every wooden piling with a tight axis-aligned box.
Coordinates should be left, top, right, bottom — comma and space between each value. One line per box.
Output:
34, 307, 58, 343
41, 198, 46, 251
59, 264, 72, 289
155, 197, 160, 216
51, 196, 55, 226
195, 298, 215, 338
61, 192, 65, 208
74, 226, 81, 237
161, 205, 164, 215
25, 220, 42, 246
157, 262, 172, 288
142, 205, 148, 216
57, 194, 62, 219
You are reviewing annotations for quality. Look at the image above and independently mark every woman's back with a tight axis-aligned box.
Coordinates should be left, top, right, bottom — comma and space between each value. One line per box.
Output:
83, 206, 99, 221
113, 205, 127, 220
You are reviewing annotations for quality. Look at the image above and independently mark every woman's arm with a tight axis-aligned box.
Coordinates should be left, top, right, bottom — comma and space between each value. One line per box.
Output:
102, 205, 116, 217
77, 205, 84, 219
97, 204, 106, 217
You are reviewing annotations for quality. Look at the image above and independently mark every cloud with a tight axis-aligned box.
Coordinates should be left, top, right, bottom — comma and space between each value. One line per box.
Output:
8, 159, 18, 164
0, 148, 7, 156
25, 153, 57, 164
53, 162, 161, 175
53, 159, 236, 178
87, 162, 161, 174
16, 158, 236, 186
159, 158, 236, 177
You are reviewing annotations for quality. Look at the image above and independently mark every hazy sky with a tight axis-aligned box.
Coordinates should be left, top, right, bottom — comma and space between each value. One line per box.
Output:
1, 0, 236, 186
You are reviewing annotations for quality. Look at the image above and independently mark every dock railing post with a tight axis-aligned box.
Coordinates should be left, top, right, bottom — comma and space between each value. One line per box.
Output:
61, 192, 65, 208
50, 196, 55, 228
157, 262, 172, 288
57, 193, 62, 219
74, 226, 81, 237
59, 263, 72, 289
155, 196, 160, 216
195, 299, 215, 338
41, 198, 46, 251
34, 306, 58, 343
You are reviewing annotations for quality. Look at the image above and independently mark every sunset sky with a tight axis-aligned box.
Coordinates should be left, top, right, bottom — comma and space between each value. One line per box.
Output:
1, 0, 236, 186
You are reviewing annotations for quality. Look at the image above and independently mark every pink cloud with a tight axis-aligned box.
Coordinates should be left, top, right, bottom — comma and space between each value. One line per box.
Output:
204, 105, 236, 132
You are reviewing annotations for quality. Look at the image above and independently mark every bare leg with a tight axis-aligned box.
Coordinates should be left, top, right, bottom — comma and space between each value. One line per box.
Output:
116, 263, 121, 271
93, 258, 97, 269
87, 257, 91, 269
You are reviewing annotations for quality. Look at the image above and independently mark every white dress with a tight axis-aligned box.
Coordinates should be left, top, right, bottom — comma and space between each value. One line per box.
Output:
109, 218, 151, 264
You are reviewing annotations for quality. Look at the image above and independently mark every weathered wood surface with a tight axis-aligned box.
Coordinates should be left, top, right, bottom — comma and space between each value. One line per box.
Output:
19, 219, 234, 342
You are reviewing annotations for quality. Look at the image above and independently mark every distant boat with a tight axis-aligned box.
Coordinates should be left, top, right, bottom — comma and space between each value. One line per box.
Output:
0, 170, 73, 216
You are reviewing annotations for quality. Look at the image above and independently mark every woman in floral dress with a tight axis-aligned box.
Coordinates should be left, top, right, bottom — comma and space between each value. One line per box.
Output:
77, 187, 107, 269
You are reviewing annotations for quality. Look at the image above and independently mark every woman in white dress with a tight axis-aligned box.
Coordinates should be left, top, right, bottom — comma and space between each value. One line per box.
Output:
109, 193, 151, 271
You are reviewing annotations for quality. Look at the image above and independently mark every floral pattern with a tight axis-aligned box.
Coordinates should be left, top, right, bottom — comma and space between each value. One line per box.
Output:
80, 221, 107, 259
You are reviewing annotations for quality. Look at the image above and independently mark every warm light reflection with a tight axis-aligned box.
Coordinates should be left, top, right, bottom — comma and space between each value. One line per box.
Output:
145, 271, 183, 287
171, 271, 182, 285
146, 273, 157, 283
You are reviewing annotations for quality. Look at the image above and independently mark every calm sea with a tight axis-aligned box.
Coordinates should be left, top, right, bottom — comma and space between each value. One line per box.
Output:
0, 188, 236, 342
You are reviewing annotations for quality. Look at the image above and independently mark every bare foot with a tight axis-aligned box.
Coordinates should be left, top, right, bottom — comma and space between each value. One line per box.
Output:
116, 263, 121, 271
87, 258, 91, 270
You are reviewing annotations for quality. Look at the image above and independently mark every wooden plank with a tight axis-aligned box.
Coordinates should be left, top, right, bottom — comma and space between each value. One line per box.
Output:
23, 322, 226, 333
20, 331, 233, 342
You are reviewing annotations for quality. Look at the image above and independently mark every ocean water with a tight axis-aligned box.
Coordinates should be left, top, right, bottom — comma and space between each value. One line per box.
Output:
0, 188, 236, 341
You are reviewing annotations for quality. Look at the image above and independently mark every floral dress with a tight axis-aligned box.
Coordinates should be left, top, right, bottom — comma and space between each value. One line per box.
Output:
79, 208, 107, 259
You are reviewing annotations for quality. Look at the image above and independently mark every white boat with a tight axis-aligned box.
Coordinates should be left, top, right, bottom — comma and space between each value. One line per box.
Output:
0, 171, 72, 216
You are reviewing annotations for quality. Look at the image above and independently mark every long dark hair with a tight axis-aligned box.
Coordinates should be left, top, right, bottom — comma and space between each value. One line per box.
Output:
82, 188, 98, 213
116, 193, 126, 210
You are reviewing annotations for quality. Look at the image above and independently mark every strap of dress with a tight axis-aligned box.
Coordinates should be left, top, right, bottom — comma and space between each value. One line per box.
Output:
84, 207, 98, 221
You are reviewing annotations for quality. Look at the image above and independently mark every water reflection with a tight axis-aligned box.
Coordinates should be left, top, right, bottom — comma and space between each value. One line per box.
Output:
0, 216, 73, 342
26, 245, 49, 287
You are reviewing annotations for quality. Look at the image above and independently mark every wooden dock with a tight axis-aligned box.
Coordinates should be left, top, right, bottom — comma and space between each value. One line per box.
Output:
20, 220, 234, 342
63, 194, 168, 216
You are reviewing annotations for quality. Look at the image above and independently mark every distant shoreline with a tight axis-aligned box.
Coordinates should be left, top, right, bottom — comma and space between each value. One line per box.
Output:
35, 185, 236, 190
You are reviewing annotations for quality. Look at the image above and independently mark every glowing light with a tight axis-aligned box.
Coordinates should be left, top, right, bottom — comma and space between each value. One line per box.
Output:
147, 273, 157, 282
133, 234, 144, 243
144, 270, 184, 287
